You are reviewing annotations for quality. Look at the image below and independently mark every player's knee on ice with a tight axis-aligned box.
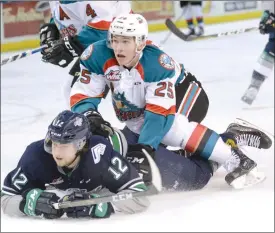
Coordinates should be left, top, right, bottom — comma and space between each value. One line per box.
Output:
122, 127, 213, 191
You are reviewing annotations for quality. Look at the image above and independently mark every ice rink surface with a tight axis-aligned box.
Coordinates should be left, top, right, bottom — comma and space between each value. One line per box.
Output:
1, 19, 274, 232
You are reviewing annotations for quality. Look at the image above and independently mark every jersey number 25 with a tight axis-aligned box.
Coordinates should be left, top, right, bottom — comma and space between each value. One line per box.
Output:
154, 82, 174, 99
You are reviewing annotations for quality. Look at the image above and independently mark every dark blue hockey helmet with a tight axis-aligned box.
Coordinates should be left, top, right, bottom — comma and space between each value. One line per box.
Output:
44, 110, 91, 154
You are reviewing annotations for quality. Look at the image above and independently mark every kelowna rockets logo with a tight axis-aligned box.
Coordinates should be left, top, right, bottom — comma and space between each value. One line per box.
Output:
112, 92, 144, 121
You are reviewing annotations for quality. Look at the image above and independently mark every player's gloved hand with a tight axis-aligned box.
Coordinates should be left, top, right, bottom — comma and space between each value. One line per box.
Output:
126, 144, 155, 184
41, 34, 83, 68
19, 189, 64, 219
259, 10, 275, 34
63, 191, 114, 218
83, 109, 114, 138
40, 23, 60, 46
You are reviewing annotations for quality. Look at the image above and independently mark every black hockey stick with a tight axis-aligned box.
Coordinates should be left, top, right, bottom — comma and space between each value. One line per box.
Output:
53, 149, 162, 209
165, 18, 258, 41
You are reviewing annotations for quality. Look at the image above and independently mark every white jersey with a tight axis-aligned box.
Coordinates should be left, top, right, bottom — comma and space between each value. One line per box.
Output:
261, 1, 274, 13
49, 1, 132, 37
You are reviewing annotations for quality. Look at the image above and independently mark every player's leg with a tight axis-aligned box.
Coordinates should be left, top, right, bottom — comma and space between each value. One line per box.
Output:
162, 115, 265, 188
180, 1, 196, 37
175, 67, 271, 150
190, 1, 204, 36
241, 34, 275, 105
121, 126, 213, 191
154, 146, 213, 191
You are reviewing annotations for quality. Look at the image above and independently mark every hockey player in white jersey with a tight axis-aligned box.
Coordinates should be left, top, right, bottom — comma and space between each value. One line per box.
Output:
70, 13, 269, 189
241, 1, 275, 104
39, 1, 132, 105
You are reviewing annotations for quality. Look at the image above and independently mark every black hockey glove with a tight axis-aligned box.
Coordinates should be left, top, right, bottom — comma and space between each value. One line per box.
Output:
19, 189, 64, 219
40, 23, 60, 46
63, 191, 114, 219
259, 10, 275, 34
42, 35, 84, 68
126, 144, 155, 184
83, 109, 114, 138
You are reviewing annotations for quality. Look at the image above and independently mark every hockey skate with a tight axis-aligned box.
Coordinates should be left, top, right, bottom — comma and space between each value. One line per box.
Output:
223, 120, 272, 149
241, 85, 259, 105
184, 27, 196, 40
224, 148, 265, 189
196, 26, 204, 37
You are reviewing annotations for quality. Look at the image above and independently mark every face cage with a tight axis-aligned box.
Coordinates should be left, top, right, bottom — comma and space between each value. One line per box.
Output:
44, 133, 87, 154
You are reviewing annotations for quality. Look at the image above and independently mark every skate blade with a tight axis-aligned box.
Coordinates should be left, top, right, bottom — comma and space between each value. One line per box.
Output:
234, 118, 274, 139
230, 168, 266, 189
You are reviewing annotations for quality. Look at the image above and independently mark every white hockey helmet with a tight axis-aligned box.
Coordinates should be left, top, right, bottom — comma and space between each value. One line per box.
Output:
109, 13, 148, 47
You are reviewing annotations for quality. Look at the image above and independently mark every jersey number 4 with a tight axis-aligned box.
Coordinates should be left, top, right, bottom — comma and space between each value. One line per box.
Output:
60, 5, 97, 20
154, 82, 174, 99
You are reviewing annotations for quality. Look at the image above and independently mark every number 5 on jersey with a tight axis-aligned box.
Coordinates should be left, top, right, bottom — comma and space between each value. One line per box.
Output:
80, 69, 91, 84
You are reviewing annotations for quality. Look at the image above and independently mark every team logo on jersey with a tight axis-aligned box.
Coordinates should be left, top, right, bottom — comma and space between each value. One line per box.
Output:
91, 143, 106, 164
81, 44, 93, 61
158, 54, 175, 70
74, 117, 83, 127
106, 70, 121, 81
112, 92, 144, 121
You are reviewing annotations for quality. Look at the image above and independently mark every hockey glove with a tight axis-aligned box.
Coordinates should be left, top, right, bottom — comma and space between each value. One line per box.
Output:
259, 10, 275, 34
41, 35, 84, 68
63, 191, 114, 219
126, 144, 155, 184
40, 23, 60, 46
19, 189, 64, 219
83, 109, 114, 138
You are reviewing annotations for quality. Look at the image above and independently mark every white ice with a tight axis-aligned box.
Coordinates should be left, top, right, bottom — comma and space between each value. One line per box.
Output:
1, 19, 274, 232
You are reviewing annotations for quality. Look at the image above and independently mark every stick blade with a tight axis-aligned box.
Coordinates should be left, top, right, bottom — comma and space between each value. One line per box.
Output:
141, 149, 162, 192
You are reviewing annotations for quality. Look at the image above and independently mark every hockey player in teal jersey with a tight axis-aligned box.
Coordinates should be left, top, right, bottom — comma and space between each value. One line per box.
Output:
69, 13, 269, 189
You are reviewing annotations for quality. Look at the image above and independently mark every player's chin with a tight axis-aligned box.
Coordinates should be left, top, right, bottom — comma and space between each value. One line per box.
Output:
116, 56, 127, 66
54, 158, 66, 167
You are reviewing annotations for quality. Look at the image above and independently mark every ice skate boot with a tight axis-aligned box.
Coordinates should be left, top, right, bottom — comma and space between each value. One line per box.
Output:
224, 148, 265, 189
223, 120, 272, 149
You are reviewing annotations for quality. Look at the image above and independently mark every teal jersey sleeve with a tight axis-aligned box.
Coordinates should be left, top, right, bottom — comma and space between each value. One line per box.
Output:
137, 45, 180, 149
71, 40, 114, 113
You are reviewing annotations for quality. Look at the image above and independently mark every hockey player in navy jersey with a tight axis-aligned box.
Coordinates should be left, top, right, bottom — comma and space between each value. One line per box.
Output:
1, 110, 151, 219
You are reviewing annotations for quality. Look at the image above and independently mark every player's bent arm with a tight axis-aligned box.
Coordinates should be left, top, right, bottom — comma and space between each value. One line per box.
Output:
1, 165, 41, 217
138, 78, 177, 149
1, 192, 25, 217
102, 147, 150, 214
70, 62, 106, 112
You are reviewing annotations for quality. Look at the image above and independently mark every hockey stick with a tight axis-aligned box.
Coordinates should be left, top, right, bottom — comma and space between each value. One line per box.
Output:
53, 149, 162, 209
160, 8, 187, 47
165, 18, 258, 42
1, 44, 48, 66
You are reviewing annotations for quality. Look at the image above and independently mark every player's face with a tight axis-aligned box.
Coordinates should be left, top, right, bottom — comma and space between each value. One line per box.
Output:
52, 142, 78, 167
111, 35, 137, 66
